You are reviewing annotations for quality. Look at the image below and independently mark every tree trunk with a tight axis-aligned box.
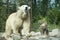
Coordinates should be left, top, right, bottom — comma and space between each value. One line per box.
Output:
28, 0, 32, 32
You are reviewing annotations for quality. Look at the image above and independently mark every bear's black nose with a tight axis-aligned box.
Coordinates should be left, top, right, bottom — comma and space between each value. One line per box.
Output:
25, 7, 28, 10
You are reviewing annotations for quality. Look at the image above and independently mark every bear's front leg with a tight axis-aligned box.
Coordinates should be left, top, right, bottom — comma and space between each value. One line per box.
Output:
5, 26, 11, 40
22, 17, 30, 36
13, 27, 20, 35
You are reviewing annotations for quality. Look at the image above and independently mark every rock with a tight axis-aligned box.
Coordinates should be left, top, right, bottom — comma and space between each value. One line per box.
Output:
49, 29, 60, 37
7, 37, 13, 40
2, 33, 5, 37
30, 31, 41, 36
29, 31, 49, 39
11, 34, 21, 40
1, 29, 60, 40
0, 37, 6, 40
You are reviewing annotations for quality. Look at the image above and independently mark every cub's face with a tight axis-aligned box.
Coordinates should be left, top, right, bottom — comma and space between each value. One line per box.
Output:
18, 5, 31, 20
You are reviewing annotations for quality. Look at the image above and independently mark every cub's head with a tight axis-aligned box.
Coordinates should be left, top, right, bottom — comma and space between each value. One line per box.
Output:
18, 5, 31, 20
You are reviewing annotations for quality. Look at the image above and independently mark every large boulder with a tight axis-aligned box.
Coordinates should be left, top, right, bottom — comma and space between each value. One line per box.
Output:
49, 29, 60, 37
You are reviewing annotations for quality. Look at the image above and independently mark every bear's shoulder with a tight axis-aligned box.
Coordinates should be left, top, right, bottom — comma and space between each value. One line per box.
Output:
8, 13, 17, 18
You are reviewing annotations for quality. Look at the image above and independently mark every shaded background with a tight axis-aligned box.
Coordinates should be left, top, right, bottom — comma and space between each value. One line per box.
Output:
0, 0, 60, 32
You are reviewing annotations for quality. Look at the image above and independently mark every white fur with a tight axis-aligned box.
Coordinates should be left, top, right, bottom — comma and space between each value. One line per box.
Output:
4, 5, 31, 40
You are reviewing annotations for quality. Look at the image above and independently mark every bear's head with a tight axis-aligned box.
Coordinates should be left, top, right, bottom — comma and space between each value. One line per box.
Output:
18, 5, 31, 20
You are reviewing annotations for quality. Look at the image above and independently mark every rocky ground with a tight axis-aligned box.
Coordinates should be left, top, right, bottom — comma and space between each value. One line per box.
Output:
0, 29, 60, 40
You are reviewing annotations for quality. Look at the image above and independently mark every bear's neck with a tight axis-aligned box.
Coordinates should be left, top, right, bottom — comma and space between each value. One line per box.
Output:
16, 10, 22, 18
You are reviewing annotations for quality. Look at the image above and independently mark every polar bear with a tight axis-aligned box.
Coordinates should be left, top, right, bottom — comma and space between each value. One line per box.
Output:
4, 5, 31, 39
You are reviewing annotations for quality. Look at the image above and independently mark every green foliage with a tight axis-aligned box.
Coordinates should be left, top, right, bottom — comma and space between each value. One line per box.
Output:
32, 22, 40, 32
48, 24, 60, 31
32, 7, 60, 31
46, 8, 60, 24
0, 6, 6, 32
